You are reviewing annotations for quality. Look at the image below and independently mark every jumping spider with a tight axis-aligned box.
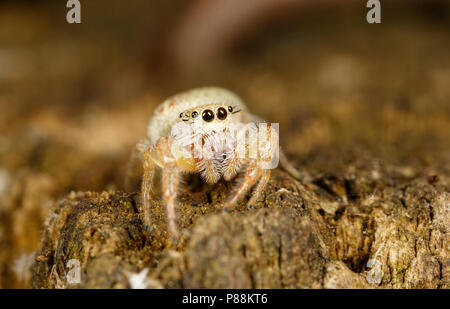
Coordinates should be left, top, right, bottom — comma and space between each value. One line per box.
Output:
126, 87, 300, 239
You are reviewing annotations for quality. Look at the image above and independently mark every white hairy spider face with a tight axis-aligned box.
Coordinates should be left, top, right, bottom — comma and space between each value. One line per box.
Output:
171, 104, 244, 184
127, 87, 300, 239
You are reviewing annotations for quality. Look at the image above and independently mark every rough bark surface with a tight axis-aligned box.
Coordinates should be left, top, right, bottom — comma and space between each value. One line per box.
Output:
31, 165, 449, 289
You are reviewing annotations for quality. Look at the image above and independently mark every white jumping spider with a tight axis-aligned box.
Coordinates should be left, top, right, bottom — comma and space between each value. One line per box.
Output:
126, 87, 300, 239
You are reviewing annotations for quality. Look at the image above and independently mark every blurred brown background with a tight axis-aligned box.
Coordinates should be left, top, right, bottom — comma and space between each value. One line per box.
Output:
0, 0, 449, 288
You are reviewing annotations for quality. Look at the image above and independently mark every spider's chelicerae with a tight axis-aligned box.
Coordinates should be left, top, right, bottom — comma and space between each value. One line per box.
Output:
126, 87, 300, 239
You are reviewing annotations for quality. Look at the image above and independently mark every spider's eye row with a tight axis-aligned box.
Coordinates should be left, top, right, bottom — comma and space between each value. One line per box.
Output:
202, 109, 214, 122
217, 107, 227, 120
228, 106, 233, 112
191, 111, 199, 118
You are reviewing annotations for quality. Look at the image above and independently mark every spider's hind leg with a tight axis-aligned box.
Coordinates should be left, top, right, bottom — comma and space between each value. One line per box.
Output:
279, 149, 311, 181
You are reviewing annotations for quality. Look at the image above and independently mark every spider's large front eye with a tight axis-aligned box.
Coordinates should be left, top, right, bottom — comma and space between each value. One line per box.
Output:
191, 111, 199, 118
202, 109, 214, 122
217, 107, 227, 120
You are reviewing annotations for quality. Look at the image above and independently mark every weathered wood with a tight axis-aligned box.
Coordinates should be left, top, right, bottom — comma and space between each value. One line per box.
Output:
31, 165, 448, 288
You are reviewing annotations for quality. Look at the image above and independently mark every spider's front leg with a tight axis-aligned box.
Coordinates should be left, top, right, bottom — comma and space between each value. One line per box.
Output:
223, 160, 268, 210
141, 144, 157, 232
142, 136, 182, 239
223, 123, 278, 211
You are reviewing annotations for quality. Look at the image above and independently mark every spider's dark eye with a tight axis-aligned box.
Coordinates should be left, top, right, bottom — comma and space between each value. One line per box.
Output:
179, 113, 183, 118
228, 106, 233, 112
191, 111, 198, 118
202, 109, 214, 122
217, 107, 227, 120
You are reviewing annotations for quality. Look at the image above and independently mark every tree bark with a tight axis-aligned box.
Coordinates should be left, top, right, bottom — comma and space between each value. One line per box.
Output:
31, 165, 449, 289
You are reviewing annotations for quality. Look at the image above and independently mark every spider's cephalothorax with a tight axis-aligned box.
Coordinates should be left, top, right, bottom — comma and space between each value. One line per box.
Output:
126, 87, 300, 239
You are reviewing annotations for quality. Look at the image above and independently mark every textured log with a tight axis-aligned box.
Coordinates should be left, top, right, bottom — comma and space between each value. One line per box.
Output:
31, 167, 449, 289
